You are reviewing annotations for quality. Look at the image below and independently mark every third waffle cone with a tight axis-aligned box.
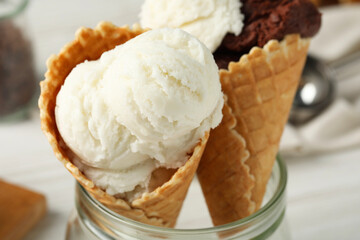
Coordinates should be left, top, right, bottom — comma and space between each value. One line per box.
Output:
197, 34, 310, 226
39, 21, 208, 227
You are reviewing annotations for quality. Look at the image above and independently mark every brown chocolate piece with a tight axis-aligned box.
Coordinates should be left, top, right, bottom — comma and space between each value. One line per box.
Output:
214, 0, 321, 69
311, 0, 360, 6
0, 180, 46, 240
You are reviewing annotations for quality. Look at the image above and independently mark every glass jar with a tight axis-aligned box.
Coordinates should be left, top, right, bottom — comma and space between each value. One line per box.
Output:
0, 0, 37, 121
66, 157, 290, 240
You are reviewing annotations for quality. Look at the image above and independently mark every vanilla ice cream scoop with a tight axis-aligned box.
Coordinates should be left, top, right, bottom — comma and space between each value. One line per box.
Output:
55, 28, 223, 196
140, 0, 244, 52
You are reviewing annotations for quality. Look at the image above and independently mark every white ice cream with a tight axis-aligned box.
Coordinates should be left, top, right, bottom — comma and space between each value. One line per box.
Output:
55, 28, 223, 196
140, 0, 244, 52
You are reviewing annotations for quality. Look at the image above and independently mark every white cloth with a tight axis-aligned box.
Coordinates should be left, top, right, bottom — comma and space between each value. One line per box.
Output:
309, 5, 360, 62
280, 4, 360, 156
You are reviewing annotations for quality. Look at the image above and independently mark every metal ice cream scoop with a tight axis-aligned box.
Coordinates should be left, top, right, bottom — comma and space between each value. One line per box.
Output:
289, 55, 336, 126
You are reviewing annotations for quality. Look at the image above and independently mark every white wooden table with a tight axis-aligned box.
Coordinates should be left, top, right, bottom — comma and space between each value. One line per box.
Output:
0, 0, 359, 239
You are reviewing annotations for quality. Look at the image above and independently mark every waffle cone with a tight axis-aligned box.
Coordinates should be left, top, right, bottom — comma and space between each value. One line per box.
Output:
39, 21, 209, 227
197, 34, 310, 226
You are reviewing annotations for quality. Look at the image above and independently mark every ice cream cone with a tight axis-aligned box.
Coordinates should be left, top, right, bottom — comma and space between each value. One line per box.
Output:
197, 34, 310, 226
39, 21, 209, 227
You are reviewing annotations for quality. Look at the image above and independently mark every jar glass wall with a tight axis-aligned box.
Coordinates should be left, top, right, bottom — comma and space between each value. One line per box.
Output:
66, 157, 289, 240
0, 0, 37, 121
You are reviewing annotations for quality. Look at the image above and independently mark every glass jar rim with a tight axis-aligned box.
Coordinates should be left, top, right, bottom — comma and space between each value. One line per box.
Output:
78, 155, 287, 235
0, 0, 28, 20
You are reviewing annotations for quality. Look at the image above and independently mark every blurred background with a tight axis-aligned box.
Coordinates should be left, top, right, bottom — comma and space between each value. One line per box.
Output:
0, 0, 359, 239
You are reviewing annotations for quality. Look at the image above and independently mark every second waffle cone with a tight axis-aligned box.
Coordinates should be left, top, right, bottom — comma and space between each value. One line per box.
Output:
197, 34, 310, 226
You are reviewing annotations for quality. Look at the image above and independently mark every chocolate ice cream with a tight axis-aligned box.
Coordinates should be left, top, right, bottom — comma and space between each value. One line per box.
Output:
214, 0, 321, 69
